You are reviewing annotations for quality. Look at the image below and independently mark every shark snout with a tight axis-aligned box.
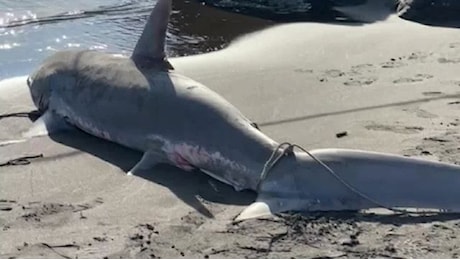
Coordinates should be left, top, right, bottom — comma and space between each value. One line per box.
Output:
26, 76, 32, 87
27, 73, 49, 113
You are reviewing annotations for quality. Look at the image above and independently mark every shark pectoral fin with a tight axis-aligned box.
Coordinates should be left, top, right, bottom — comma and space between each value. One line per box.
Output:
127, 152, 161, 176
127, 142, 169, 176
235, 201, 273, 222
22, 110, 73, 138
131, 0, 171, 64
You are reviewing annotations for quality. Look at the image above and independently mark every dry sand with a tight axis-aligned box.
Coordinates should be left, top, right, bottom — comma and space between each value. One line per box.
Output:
2, 14, 460, 258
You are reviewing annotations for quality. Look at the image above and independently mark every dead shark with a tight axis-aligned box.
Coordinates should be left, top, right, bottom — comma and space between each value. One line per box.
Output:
20, 0, 460, 220
25, 0, 276, 192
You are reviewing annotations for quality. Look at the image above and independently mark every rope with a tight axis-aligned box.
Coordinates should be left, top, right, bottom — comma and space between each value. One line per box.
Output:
0, 154, 44, 167
0, 111, 46, 165
258, 142, 442, 215
257, 142, 293, 189
0, 154, 44, 197
0, 111, 41, 120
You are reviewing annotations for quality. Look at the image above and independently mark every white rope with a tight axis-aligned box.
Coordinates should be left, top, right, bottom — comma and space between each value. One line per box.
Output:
258, 142, 443, 215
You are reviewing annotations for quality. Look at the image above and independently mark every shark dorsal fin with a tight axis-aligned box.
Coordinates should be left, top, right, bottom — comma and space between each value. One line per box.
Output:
131, 0, 172, 68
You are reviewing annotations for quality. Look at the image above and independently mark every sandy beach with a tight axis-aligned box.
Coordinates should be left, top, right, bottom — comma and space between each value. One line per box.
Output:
2, 3, 460, 258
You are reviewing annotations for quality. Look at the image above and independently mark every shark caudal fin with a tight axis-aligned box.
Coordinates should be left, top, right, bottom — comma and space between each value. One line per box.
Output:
131, 0, 172, 66
235, 201, 272, 221
235, 196, 304, 221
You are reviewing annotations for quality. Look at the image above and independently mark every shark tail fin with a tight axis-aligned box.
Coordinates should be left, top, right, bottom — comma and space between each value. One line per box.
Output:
235, 201, 273, 222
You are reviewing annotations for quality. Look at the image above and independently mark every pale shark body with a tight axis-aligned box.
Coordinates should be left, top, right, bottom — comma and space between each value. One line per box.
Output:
20, 0, 460, 220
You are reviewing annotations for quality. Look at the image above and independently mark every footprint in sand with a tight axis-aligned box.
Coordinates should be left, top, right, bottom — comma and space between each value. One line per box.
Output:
452, 81, 460, 86
407, 51, 432, 62
11, 242, 81, 259
0, 199, 16, 212
364, 123, 424, 134
449, 42, 460, 49
393, 74, 433, 84
323, 69, 345, 78
404, 132, 460, 165
422, 91, 443, 96
438, 57, 460, 64
351, 63, 374, 70
181, 211, 206, 229
343, 77, 376, 87
440, 80, 460, 87
1, 198, 105, 258
402, 107, 439, 119
0, 199, 17, 231
107, 223, 162, 258
380, 60, 407, 68
13, 198, 104, 226
294, 68, 314, 74
349, 64, 375, 76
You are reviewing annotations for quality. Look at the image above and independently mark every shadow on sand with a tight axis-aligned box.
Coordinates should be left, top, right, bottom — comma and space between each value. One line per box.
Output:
43, 123, 460, 223
47, 129, 255, 219
286, 210, 460, 225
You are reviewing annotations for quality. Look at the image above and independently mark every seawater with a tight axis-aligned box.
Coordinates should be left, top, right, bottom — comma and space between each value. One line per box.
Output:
0, 0, 272, 79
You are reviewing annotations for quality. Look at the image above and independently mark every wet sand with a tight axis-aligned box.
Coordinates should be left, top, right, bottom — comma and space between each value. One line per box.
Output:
2, 5, 460, 259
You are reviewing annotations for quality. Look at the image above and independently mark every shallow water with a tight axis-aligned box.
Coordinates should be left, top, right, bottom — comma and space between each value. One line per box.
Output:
1, 0, 459, 79
0, 0, 274, 79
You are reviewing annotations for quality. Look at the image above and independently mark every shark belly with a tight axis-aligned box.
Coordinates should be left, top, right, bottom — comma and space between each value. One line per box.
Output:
52, 95, 148, 152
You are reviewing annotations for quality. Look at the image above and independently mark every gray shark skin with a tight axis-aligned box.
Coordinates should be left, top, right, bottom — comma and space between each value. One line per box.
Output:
26, 50, 278, 192
237, 148, 460, 220
25, 0, 460, 221
26, 0, 277, 193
